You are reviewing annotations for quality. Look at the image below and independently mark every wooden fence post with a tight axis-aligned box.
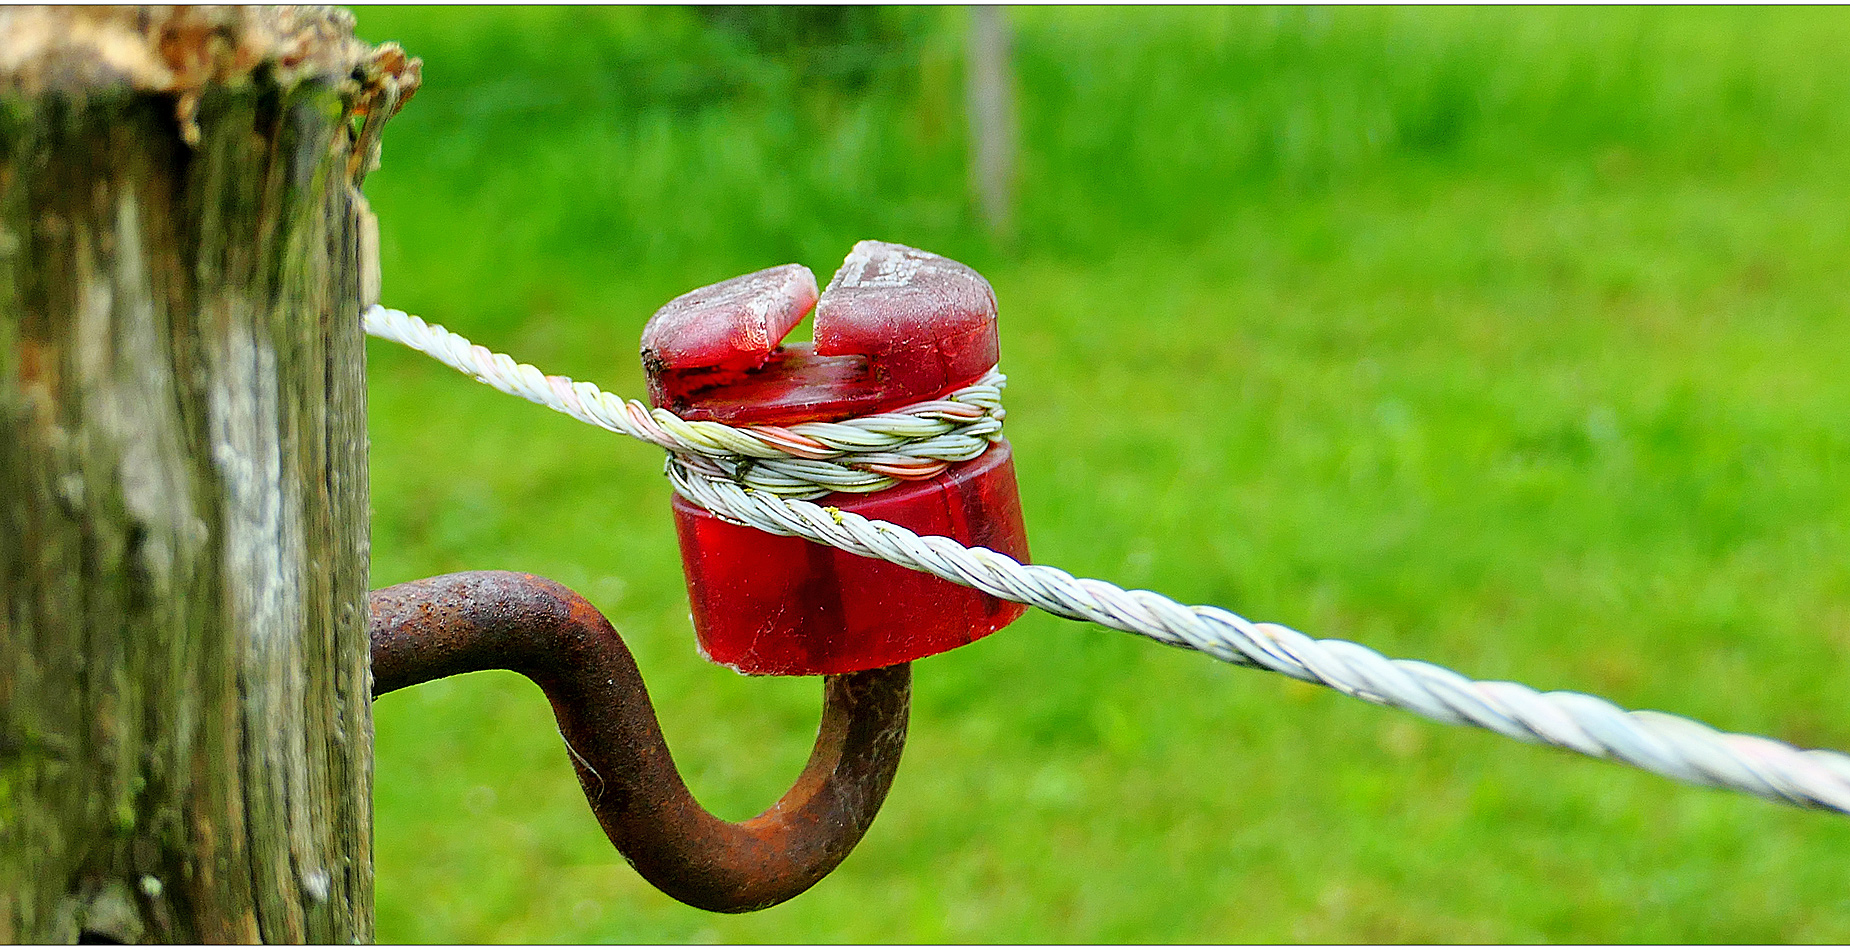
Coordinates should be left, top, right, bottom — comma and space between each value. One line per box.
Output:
0, 8, 416, 942
966, 5, 1018, 241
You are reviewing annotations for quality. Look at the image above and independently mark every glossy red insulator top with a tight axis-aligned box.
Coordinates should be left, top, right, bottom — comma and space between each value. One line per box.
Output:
642, 240, 1002, 426
640, 263, 818, 377
641, 241, 1030, 675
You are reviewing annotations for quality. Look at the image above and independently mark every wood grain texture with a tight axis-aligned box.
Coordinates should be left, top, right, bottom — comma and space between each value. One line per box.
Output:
0, 8, 416, 943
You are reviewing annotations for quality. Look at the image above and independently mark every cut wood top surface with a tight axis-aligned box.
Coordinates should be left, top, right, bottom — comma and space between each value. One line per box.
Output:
0, 6, 418, 104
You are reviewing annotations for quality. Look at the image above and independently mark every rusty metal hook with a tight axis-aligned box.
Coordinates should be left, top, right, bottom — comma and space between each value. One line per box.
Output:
368, 570, 911, 913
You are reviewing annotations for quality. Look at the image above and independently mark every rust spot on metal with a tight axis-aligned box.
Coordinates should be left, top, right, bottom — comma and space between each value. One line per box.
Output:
368, 570, 910, 913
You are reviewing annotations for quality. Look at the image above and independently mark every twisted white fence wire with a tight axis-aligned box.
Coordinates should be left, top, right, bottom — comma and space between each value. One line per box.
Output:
363, 304, 1850, 816
364, 308, 1006, 497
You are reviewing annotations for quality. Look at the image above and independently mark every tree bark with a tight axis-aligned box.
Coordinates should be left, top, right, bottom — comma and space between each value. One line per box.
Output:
0, 8, 416, 943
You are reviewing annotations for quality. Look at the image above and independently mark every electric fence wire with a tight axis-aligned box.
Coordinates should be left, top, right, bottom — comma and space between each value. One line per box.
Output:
364, 304, 1850, 816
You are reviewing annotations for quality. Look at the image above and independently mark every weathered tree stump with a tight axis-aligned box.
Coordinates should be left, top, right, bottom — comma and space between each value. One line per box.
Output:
0, 8, 416, 942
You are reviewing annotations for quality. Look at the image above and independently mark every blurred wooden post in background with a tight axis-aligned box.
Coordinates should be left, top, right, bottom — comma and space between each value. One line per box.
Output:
0, 9, 415, 942
966, 6, 1018, 240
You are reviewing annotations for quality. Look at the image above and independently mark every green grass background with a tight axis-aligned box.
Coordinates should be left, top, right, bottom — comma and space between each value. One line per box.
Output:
354, 7, 1850, 942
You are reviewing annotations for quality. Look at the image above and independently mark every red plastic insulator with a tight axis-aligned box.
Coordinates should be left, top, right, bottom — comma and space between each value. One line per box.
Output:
641, 241, 1031, 675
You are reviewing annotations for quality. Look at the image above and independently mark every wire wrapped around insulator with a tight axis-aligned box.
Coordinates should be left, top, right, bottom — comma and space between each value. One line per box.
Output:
369, 570, 911, 913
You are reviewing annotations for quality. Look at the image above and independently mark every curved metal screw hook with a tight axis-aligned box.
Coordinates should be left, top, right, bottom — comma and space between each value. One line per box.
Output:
369, 570, 911, 913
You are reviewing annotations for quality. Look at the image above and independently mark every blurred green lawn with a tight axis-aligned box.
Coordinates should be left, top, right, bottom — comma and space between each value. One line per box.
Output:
354, 7, 1849, 943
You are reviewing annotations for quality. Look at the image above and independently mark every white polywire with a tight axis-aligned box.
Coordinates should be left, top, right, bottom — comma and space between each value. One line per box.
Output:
363, 306, 1006, 499
362, 304, 1850, 816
